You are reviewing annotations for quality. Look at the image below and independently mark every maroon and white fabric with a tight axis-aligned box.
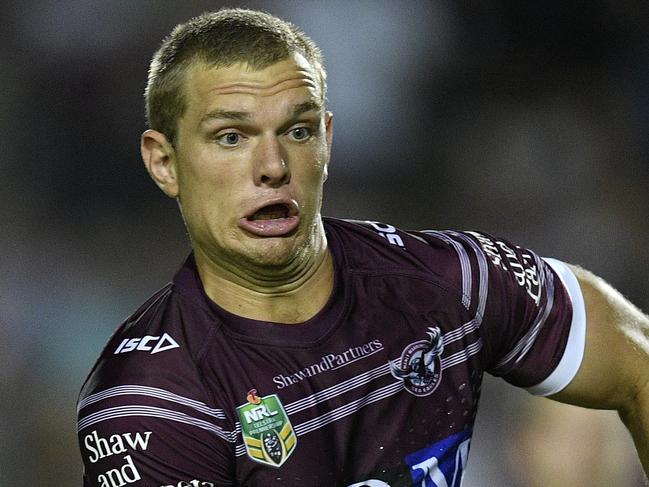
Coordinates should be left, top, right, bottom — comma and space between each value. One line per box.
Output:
77, 218, 585, 487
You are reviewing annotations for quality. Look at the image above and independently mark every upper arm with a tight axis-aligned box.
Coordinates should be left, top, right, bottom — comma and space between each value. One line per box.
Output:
77, 289, 240, 486
550, 264, 649, 409
550, 264, 649, 472
463, 231, 649, 407
77, 381, 238, 486
78, 409, 236, 487
464, 233, 580, 391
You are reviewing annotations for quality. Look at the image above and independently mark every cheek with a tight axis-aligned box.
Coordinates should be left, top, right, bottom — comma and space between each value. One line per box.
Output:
178, 153, 228, 199
300, 142, 329, 174
306, 147, 329, 184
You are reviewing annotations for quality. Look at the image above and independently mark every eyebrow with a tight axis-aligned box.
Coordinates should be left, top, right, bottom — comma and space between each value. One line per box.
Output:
201, 109, 251, 123
291, 100, 323, 116
200, 100, 323, 125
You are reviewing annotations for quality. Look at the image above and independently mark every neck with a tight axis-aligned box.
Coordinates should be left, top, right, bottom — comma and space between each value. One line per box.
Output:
195, 231, 335, 324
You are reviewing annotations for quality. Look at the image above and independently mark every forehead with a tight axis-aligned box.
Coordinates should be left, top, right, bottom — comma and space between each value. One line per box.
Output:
181, 53, 323, 116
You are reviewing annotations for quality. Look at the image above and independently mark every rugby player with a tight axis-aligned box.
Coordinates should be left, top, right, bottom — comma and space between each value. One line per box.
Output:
77, 9, 649, 487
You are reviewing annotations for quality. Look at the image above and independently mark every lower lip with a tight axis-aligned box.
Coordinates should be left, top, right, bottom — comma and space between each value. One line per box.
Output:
238, 216, 300, 237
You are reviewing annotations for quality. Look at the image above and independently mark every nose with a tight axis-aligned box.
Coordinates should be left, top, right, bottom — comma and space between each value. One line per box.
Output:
253, 134, 290, 187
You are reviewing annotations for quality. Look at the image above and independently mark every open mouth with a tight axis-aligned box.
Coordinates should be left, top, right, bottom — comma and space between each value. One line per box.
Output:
247, 203, 291, 221
239, 201, 300, 237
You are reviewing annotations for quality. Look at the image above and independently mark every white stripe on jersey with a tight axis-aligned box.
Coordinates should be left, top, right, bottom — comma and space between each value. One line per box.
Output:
422, 230, 472, 309
78, 405, 237, 443
420, 230, 489, 327
493, 255, 555, 371
78, 332, 481, 453
448, 231, 489, 323
443, 319, 479, 346
77, 384, 226, 419
441, 339, 483, 370
284, 362, 391, 415
293, 381, 405, 437
234, 336, 483, 455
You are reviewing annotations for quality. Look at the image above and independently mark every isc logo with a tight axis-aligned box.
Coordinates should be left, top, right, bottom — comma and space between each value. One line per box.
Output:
243, 405, 278, 424
366, 221, 405, 248
114, 333, 180, 355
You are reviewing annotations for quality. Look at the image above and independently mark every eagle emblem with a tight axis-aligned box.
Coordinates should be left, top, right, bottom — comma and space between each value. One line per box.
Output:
391, 326, 444, 396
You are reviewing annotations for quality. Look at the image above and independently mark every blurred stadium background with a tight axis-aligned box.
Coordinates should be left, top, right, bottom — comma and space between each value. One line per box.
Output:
2, 0, 648, 484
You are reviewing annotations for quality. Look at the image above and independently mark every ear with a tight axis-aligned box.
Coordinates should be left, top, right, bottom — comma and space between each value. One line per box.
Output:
325, 111, 334, 150
140, 129, 179, 198
323, 111, 334, 181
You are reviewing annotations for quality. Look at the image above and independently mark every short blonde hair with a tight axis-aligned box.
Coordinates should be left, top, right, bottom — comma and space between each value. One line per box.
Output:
145, 8, 327, 144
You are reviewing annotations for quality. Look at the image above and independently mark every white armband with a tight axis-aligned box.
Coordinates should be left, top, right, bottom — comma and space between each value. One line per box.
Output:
526, 258, 586, 396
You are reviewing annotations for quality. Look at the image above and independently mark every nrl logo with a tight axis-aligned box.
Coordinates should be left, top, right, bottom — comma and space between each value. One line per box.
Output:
236, 389, 296, 468
391, 326, 444, 396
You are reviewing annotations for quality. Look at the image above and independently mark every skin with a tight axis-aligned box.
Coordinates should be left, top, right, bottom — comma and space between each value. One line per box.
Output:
553, 265, 649, 474
141, 53, 649, 477
141, 53, 334, 323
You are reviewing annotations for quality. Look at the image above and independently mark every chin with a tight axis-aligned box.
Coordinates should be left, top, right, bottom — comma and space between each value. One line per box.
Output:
241, 235, 310, 269
247, 239, 299, 263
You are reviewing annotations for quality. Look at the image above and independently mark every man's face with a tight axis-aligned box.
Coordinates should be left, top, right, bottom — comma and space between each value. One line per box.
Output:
170, 54, 332, 272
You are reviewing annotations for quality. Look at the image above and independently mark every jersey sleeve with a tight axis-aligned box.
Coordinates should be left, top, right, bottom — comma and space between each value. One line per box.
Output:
77, 347, 237, 486
459, 231, 586, 395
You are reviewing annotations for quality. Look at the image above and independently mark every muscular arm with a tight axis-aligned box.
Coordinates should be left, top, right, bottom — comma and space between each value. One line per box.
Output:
551, 265, 649, 474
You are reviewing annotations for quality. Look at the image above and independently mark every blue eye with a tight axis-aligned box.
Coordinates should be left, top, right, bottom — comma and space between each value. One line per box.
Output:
290, 127, 311, 141
217, 132, 241, 146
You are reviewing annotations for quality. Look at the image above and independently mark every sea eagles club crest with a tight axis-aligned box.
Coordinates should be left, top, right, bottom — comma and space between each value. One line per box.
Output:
236, 389, 296, 467
391, 326, 444, 396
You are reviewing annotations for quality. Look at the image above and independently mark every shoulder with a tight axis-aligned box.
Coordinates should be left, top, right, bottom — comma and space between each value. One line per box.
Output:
324, 217, 489, 284
78, 276, 219, 414
77, 282, 238, 484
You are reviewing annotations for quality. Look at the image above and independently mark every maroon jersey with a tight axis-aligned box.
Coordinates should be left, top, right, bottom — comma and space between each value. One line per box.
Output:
77, 218, 585, 487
